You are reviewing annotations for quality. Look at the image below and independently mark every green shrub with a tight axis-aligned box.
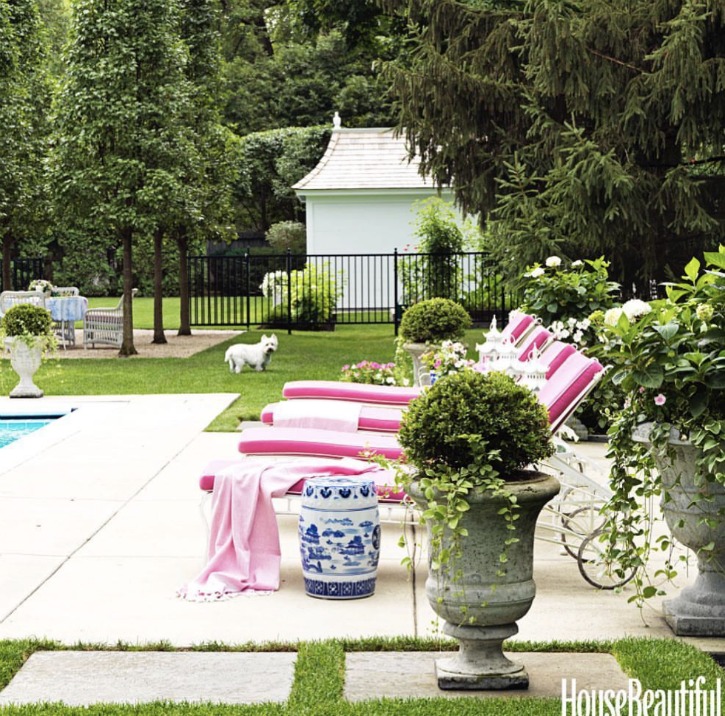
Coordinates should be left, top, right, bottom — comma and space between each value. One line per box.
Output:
266, 221, 307, 253
265, 262, 343, 328
1, 303, 54, 338
399, 298, 471, 343
403, 198, 465, 303
398, 370, 554, 477
519, 256, 619, 325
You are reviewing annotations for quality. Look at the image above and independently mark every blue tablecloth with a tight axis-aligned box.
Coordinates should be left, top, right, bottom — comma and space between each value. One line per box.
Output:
46, 296, 88, 322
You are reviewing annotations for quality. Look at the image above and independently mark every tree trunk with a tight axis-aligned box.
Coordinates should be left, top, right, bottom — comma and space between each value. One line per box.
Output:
119, 226, 138, 357
177, 230, 191, 336
152, 227, 167, 344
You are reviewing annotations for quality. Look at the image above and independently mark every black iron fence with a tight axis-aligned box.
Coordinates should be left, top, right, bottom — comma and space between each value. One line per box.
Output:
187, 251, 518, 332
0, 257, 44, 292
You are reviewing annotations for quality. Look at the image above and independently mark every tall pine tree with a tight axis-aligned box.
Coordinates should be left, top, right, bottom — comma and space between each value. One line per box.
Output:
382, 0, 725, 286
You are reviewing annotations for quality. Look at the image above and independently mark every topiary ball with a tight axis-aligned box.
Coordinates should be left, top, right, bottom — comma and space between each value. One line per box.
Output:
399, 298, 471, 343
398, 370, 554, 478
1, 303, 54, 338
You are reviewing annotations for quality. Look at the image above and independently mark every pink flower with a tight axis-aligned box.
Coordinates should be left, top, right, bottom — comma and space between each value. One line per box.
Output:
654, 394, 666, 406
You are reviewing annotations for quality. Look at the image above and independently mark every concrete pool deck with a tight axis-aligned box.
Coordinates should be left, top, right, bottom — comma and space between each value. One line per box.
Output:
0, 394, 723, 705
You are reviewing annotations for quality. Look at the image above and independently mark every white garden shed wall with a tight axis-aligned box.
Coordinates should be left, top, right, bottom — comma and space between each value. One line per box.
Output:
293, 127, 455, 255
293, 127, 456, 311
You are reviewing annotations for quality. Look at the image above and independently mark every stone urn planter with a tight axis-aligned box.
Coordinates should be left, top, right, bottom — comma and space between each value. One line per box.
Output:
1, 303, 55, 399
410, 473, 560, 689
401, 341, 431, 386
634, 427, 725, 636
396, 370, 558, 690
6, 338, 44, 398
398, 298, 472, 387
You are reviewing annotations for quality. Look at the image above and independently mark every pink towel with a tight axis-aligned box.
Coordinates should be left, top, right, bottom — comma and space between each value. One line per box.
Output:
178, 458, 384, 601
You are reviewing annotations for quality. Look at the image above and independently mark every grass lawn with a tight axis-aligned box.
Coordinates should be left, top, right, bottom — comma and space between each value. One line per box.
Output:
1, 297, 484, 430
0, 637, 721, 714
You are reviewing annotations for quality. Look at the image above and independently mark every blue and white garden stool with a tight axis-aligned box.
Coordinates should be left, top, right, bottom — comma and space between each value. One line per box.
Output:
298, 476, 381, 599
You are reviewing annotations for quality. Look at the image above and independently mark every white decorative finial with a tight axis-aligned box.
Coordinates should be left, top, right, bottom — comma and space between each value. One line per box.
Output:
333, 111, 342, 128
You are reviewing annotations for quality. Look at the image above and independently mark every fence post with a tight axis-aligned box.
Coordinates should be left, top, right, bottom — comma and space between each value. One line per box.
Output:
393, 248, 399, 336
286, 248, 293, 335
245, 249, 251, 330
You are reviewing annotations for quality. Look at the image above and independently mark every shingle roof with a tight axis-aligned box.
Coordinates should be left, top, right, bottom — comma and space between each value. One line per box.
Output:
293, 128, 436, 192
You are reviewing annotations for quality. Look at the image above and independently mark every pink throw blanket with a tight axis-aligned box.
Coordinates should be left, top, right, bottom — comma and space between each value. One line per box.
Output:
178, 457, 384, 601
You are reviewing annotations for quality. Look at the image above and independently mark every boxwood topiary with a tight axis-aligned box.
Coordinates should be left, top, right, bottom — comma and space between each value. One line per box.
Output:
398, 370, 554, 478
399, 298, 471, 344
1, 303, 54, 339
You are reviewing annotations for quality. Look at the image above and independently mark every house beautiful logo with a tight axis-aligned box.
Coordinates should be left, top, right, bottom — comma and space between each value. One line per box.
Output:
562, 677, 721, 716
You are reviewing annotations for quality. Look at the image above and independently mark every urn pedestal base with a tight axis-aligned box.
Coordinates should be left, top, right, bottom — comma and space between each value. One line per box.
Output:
6, 339, 44, 399
435, 623, 528, 690
663, 572, 725, 636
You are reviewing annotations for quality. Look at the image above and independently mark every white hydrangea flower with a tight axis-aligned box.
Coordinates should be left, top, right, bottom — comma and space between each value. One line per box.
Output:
545, 256, 562, 268
604, 307, 626, 326
571, 260, 583, 268
526, 267, 546, 278
622, 299, 652, 320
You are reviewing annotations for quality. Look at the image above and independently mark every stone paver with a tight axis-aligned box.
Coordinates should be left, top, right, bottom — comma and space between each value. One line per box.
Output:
344, 651, 632, 701
0, 652, 296, 706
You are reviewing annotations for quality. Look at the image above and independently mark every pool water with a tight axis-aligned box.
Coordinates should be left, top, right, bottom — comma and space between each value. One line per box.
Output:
0, 419, 53, 448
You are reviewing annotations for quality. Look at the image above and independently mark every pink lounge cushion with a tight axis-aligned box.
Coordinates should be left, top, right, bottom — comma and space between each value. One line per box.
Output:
238, 426, 404, 460
282, 380, 421, 406
538, 352, 604, 433
538, 341, 578, 379
199, 458, 406, 502
261, 401, 404, 433
501, 312, 536, 342
516, 326, 553, 361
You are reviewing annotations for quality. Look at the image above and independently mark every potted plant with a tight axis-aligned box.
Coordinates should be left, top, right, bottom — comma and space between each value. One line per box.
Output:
398, 298, 471, 386
601, 245, 725, 635
28, 279, 54, 298
1, 303, 56, 398
395, 370, 559, 689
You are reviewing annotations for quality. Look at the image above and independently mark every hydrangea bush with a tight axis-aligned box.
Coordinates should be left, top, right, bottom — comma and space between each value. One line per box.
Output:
519, 256, 622, 432
599, 246, 725, 605
520, 256, 620, 327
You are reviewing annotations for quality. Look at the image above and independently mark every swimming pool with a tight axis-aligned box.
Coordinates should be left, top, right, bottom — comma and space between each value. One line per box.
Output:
0, 418, 55, 448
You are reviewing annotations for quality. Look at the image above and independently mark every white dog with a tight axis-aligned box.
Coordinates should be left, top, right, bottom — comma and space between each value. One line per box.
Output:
225, 334, 278, 373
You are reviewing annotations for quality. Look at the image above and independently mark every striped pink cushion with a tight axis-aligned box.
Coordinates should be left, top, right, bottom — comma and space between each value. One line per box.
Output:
517, 326, 553, 361
261, 402, 403, 433
501, 312, 536, 342
538, 341, 578, 378
282, 380, 421, 406
538, 352, 604, 432
238, 426, 404, 460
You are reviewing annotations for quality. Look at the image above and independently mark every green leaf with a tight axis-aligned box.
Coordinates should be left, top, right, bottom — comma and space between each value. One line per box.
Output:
684, 258, 700, 281
653, 323, 680, 341
703, 251, 725, 270
631, 365, 664, 389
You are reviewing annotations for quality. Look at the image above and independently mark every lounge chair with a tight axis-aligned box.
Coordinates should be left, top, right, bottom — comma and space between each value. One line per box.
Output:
260, 399, 403, 433
238, 426, 404, 461
282, 380, 422, 405
239, 351, 603, 458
